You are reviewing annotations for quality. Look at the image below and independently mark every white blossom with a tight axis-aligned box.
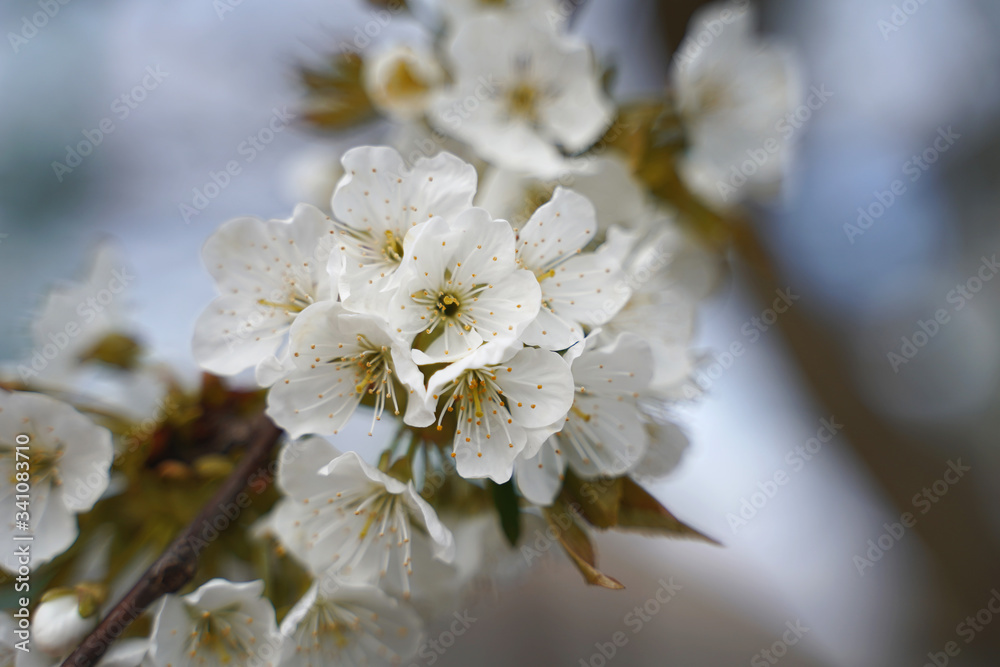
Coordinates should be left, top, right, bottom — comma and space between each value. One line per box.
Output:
515, 333, 654, 505
330, 146, 478, 315
514, 187, 628, 351
280, 573, 422, 667
21, 242, 137, 387
148, 579, 282, 667
431, 12, 614, 177
33, 595, 95, 658
596, 223, 711, 395
411, 0, 563, 30
630, 420, 690, 484
477, 155, 649, 233
266, 301, 431, 438
0, 391, 113, 569
424, 343, 574, 483
390, 209, 541, 364
275, 446, 455, 597
363, 44, 444, 121
673, 2, 801, 208
192, 204, 336, 384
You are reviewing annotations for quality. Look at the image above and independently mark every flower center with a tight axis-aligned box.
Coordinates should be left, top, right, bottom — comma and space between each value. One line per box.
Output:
506, 82, 540, 122
325, 335, 398, 435
184, 606, 256, 663
257, 284, 314, 314
3, 445, 63, 486
435, 369, 515, 457
382, 229, 405, 263
435, 293, 462, 318
385, 59, 430, 100
294, 598, 356, 656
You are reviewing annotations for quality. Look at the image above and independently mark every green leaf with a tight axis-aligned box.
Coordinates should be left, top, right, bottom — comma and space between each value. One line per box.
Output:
490, 480, 521, 547
615, 478, 721, 545
543, 505, 624, 590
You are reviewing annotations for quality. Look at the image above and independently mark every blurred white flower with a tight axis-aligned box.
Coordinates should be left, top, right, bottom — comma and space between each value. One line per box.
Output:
276, 448, 455, 596
431, 12, 613, 177
280, 573, 422, 667
192, 204, 336, 384
514, 187, 628, 350
478, 155, 650, 233
265, 301, 431, 438
424, 343, 574, 483
631, 420, 690, 484
404, 510, 545, 617
149, 579, 282, 667
33, 594, 95, 658
363, 44, 444, 121
0, 391, 113, 570
673, 2, 802, 208
281, 145, 344, 211
597, 224, 706, 394
390, 210, 540, 364
516, 333, 654, 505
21, 242, 137, 387
331, 146, 478, 315
411, 0, 563, 30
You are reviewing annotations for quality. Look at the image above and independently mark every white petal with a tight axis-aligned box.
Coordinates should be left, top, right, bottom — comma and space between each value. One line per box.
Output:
34, 596, 95, 658
195, 205, 335, 377
254, 350, 294, 387
632, 421, 690, 482
192, 294, 289, 376
404, 484, 456, 563
183, 578, 265, 609
281, 575, 423, 667
496, 347, 574, 429
266, 303, 399, 438
515, 441, 565, 506
516, 187, 597, 270
453, 418, 526, 484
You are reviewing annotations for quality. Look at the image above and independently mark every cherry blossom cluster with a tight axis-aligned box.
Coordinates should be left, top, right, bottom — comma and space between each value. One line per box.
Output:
0, 2, 802, 666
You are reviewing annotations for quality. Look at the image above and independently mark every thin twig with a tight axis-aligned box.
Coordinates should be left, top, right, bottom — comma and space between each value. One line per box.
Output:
61, 415, 283, 667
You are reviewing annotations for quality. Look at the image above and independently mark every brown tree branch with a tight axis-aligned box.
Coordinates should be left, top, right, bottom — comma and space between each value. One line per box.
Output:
61, 415, 283, 667
730, 221, 1000, 652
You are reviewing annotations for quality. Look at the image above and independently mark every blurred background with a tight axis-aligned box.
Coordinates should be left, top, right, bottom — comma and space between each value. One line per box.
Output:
2, 0, 1000, 664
